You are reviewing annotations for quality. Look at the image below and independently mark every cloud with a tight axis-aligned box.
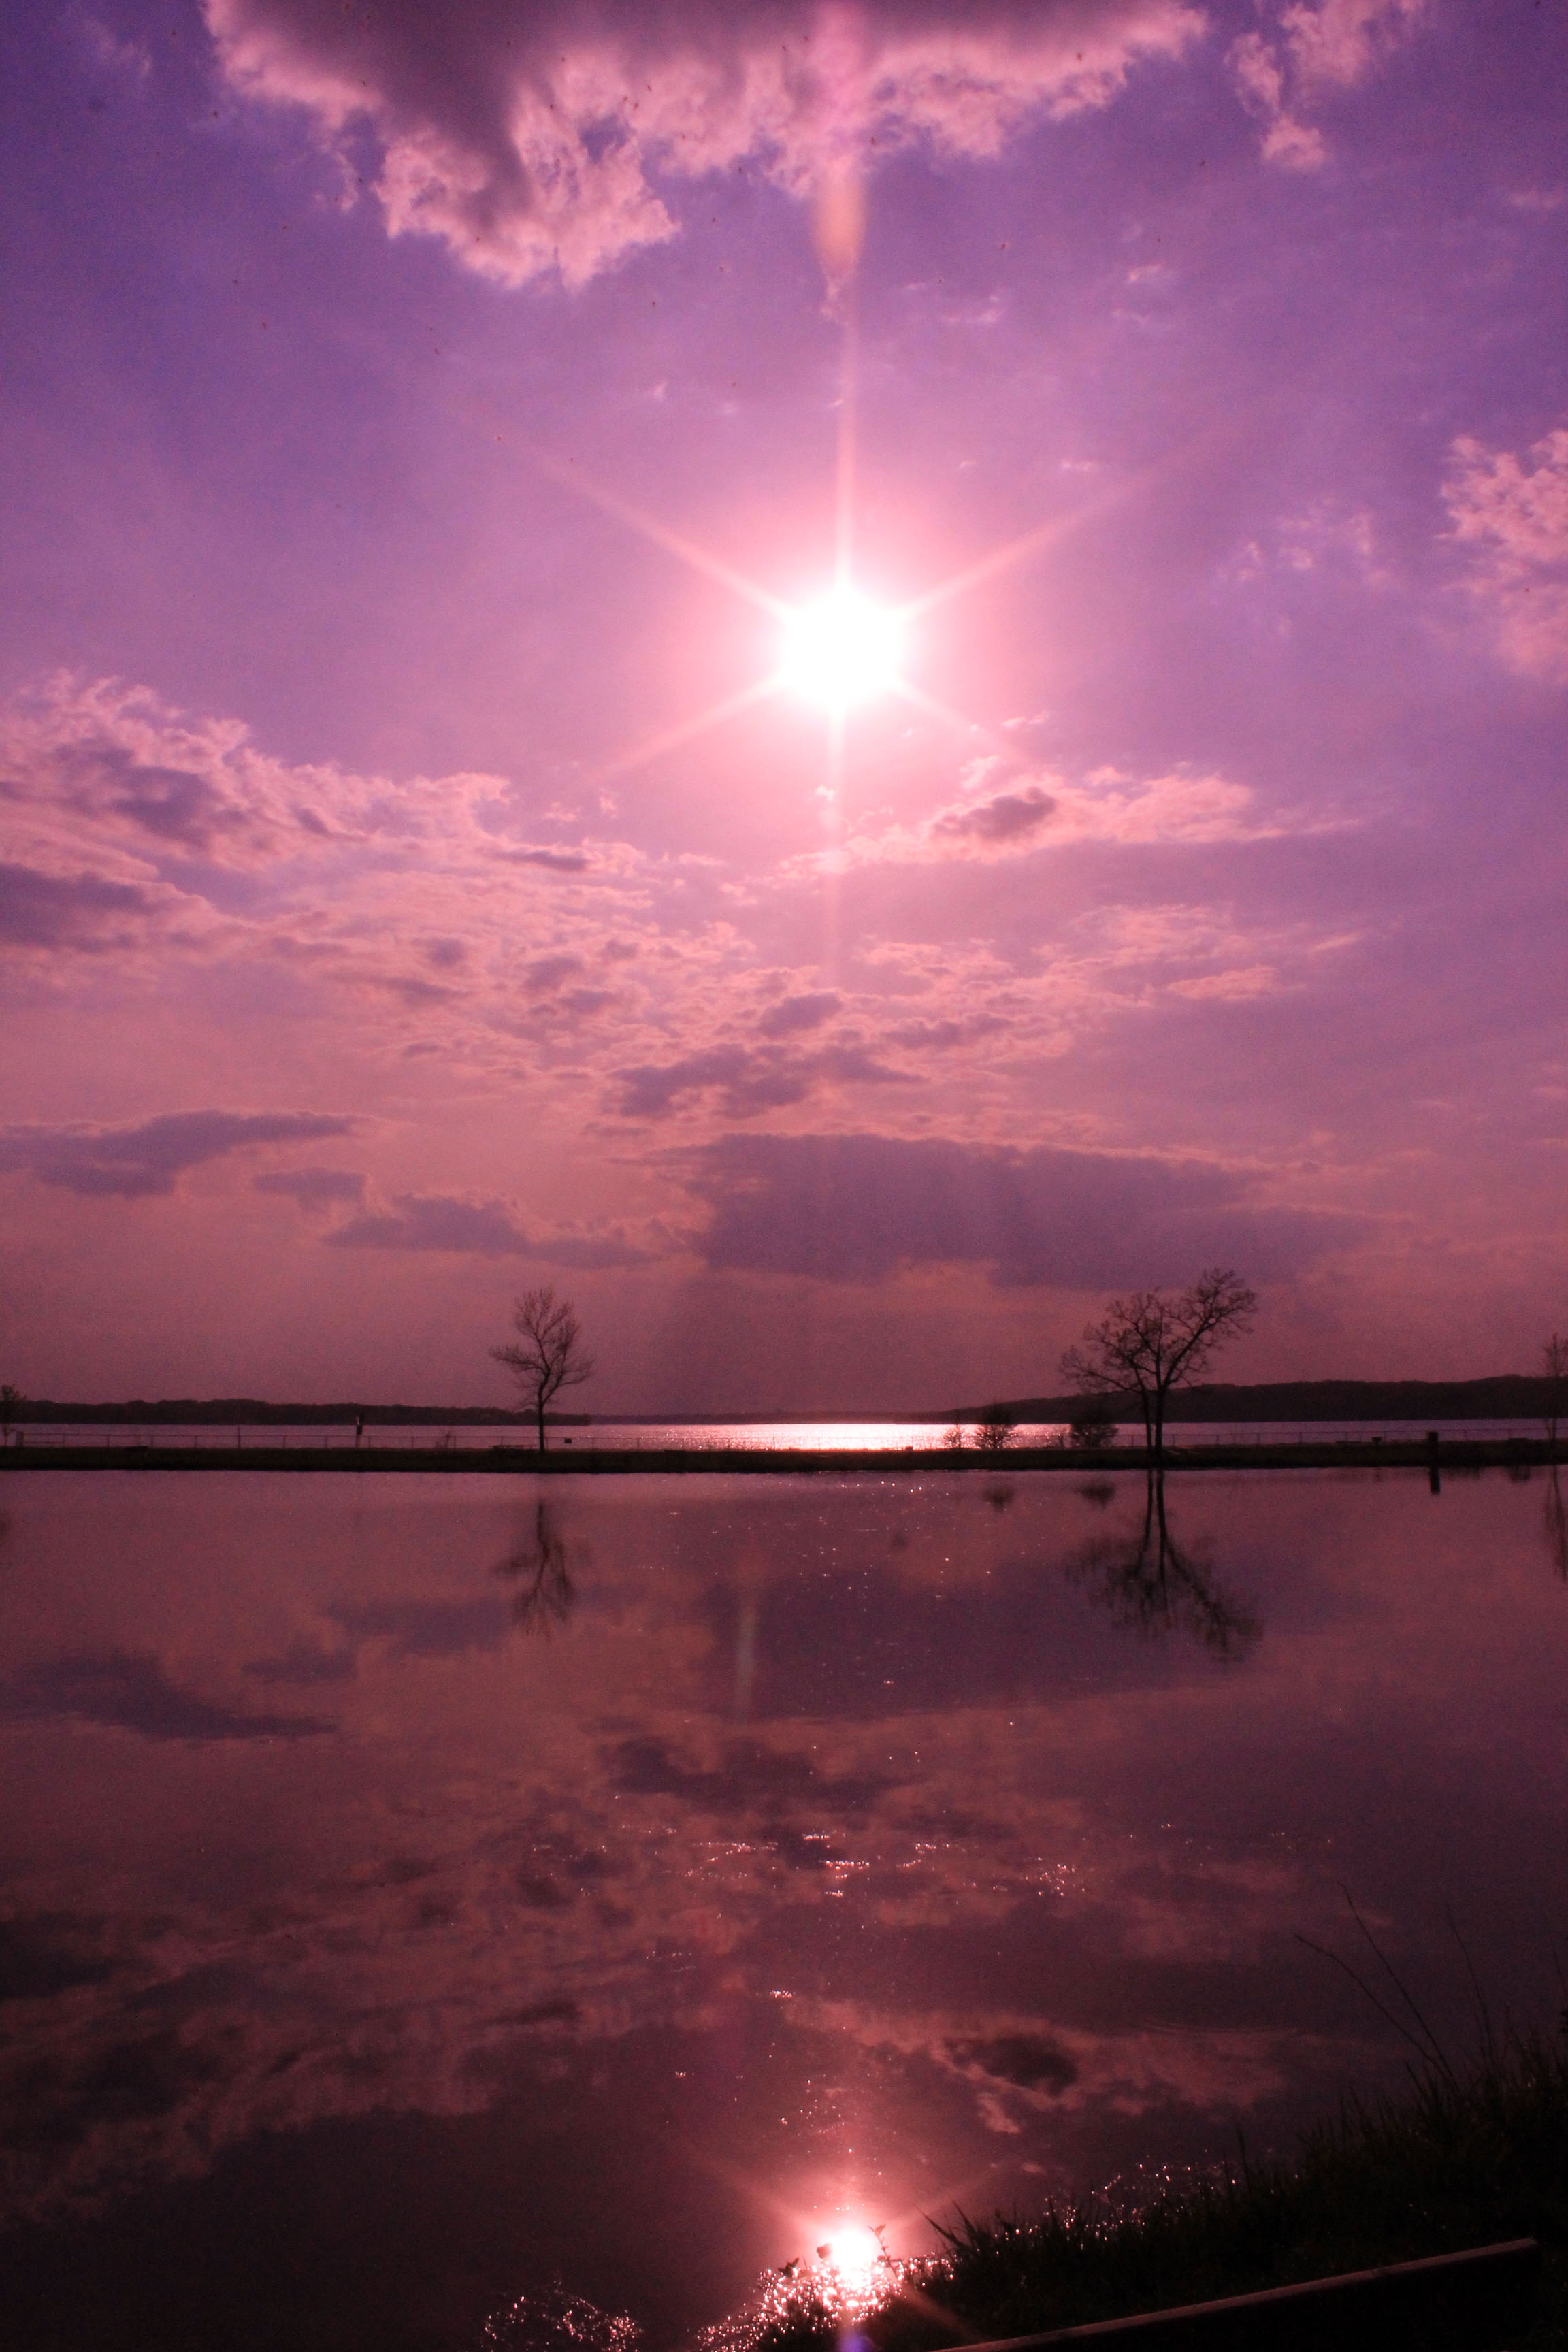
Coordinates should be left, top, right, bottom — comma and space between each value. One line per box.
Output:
1229, 0, 1428, 168
253, 1166, 368, 1211
0, 862, 157, 951
681, 1131, 1356, 1287
1443, 426, 1568, 682
0, 1111, 353, 1198
932, 782, 1056, 847
614, 1037, 904, 1120
506, 848, 593, 874
806, 766, 1277, 873
325, 1190, 650, 1264
0, 1652, 333, 1741
523, 954, 586, 993
756, 989, 841, 1037
203, 0, 1204, 289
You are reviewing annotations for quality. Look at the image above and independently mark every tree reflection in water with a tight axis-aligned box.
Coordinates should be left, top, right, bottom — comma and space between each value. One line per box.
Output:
494, 1501, 576, 1635
1064, 1471, 1261, 1661
1544, 1471, 1568, 1582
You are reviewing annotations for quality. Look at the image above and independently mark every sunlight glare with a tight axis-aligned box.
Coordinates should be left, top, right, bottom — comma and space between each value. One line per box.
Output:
815, 2225, 886, 2293
780, 589, 903, 713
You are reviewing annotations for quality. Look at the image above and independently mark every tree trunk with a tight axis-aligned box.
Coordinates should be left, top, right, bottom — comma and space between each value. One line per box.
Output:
536, 1398, 546, 1451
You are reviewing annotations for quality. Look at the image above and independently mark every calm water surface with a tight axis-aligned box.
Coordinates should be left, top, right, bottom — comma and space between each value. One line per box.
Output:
1, 1465, 1566, 2351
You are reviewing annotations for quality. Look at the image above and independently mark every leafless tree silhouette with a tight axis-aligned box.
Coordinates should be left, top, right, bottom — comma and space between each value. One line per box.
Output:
1064, 1472, 1260, 1661
492, 1286, 593, 1451
495, 1501, 576, 1635
974, 1403, 1016, 1455
1542, 1333, 1567, 1450
1062, 1268, 1256, 1458
1544, 1471, 1568, 1583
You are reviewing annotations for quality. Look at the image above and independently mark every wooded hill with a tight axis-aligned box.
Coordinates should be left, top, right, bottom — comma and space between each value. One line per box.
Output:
951, 1376, 1561, 1423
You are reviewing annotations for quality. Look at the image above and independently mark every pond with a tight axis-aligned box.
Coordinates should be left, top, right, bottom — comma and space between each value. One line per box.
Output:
1, 1465, 1565, 2351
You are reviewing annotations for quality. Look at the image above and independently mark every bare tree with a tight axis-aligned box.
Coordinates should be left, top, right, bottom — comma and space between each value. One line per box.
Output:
492, 1287, 593, 1452
973, 1403, 1016, 1455
1064, 1471, 1260, 1661
1061, 1268, 1257, 1460
1543, 1333, 1567, 1450
495, 1501, 576, 1634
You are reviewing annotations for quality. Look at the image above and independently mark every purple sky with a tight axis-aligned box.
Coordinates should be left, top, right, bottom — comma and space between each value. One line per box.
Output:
2, 0, 1563, 1411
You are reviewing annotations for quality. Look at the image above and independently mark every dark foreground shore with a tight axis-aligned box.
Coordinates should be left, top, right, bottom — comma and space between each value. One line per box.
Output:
2, 1437, 1563, 1475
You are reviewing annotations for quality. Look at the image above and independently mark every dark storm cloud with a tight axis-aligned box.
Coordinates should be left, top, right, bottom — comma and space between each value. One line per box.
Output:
0, 1111, 353, 1198
0, 1653, 333, 1741
0, 862, 153, 949
683, 1132, 1356, 1287
324, 1190, 651, 1264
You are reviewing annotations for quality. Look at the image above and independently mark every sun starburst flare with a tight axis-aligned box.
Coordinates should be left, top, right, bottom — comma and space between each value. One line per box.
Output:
779, 589, 905, 714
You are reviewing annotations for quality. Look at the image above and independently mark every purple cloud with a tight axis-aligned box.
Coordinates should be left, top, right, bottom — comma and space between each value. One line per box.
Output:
206, 0, 1205, 289
0, 1652, 333, 1742
325, 1192, 649, 1266
757, 990, 841, 1038
683, 1132, 1357, 1288
0, 1111, 353, 1198
0, 862, 153, 949
615, 1038, 905, 1120
253, 1166, 367, 1211
932, 784, 1056, 847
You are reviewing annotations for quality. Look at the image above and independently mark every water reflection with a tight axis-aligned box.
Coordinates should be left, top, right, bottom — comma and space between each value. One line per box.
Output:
1063, 1471, 1261, 1660
495, 1500, 576, 1635
0, 1469, 1563, 2352
1545, 1471, 1568, 1581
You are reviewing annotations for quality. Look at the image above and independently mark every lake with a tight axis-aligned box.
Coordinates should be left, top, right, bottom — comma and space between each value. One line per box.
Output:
1, 1463, 1565, 2351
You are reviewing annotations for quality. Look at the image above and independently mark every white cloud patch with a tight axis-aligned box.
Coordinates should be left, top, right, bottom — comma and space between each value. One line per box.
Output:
1443, 426, 1568, 683
795, 762, 1286, 874
1229, 0, 1429, 169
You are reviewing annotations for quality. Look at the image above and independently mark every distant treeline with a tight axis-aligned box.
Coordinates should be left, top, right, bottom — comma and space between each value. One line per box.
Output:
9, 1399, 591, 1426
5, 1376, 1559, 1425
952, 1376, 1563, 1424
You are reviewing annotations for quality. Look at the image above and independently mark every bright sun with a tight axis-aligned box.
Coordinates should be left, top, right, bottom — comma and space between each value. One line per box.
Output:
779, 587, 903, 713
815, 2225, 885, 2291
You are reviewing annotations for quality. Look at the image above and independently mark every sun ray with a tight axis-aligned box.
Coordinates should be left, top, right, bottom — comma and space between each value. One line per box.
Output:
890, 677, 1036, 774
587, 674, 786, 788
534, 451, 793, 623
897, 499, 1102, 625
834, 302, 860, 593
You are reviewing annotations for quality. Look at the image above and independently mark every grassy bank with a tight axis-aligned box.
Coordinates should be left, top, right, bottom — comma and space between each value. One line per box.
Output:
752, 2032, 1568, 2352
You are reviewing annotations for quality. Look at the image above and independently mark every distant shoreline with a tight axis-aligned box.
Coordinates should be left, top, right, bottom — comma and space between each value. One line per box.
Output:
3, 1436, 1563, 1476
2, 1373, 1561, 1427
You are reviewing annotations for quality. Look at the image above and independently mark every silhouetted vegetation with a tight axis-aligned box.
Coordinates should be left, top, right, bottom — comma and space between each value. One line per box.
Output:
1062, 1270, 1257, 1458
973, 1403, 1016, 1455
494, 1501, 576, 1635
746, 2029, 1568, 2352
492, 1286, 594, 1451
1544, 1336, 1568, 1450
1063, 1471, 1260, 1660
